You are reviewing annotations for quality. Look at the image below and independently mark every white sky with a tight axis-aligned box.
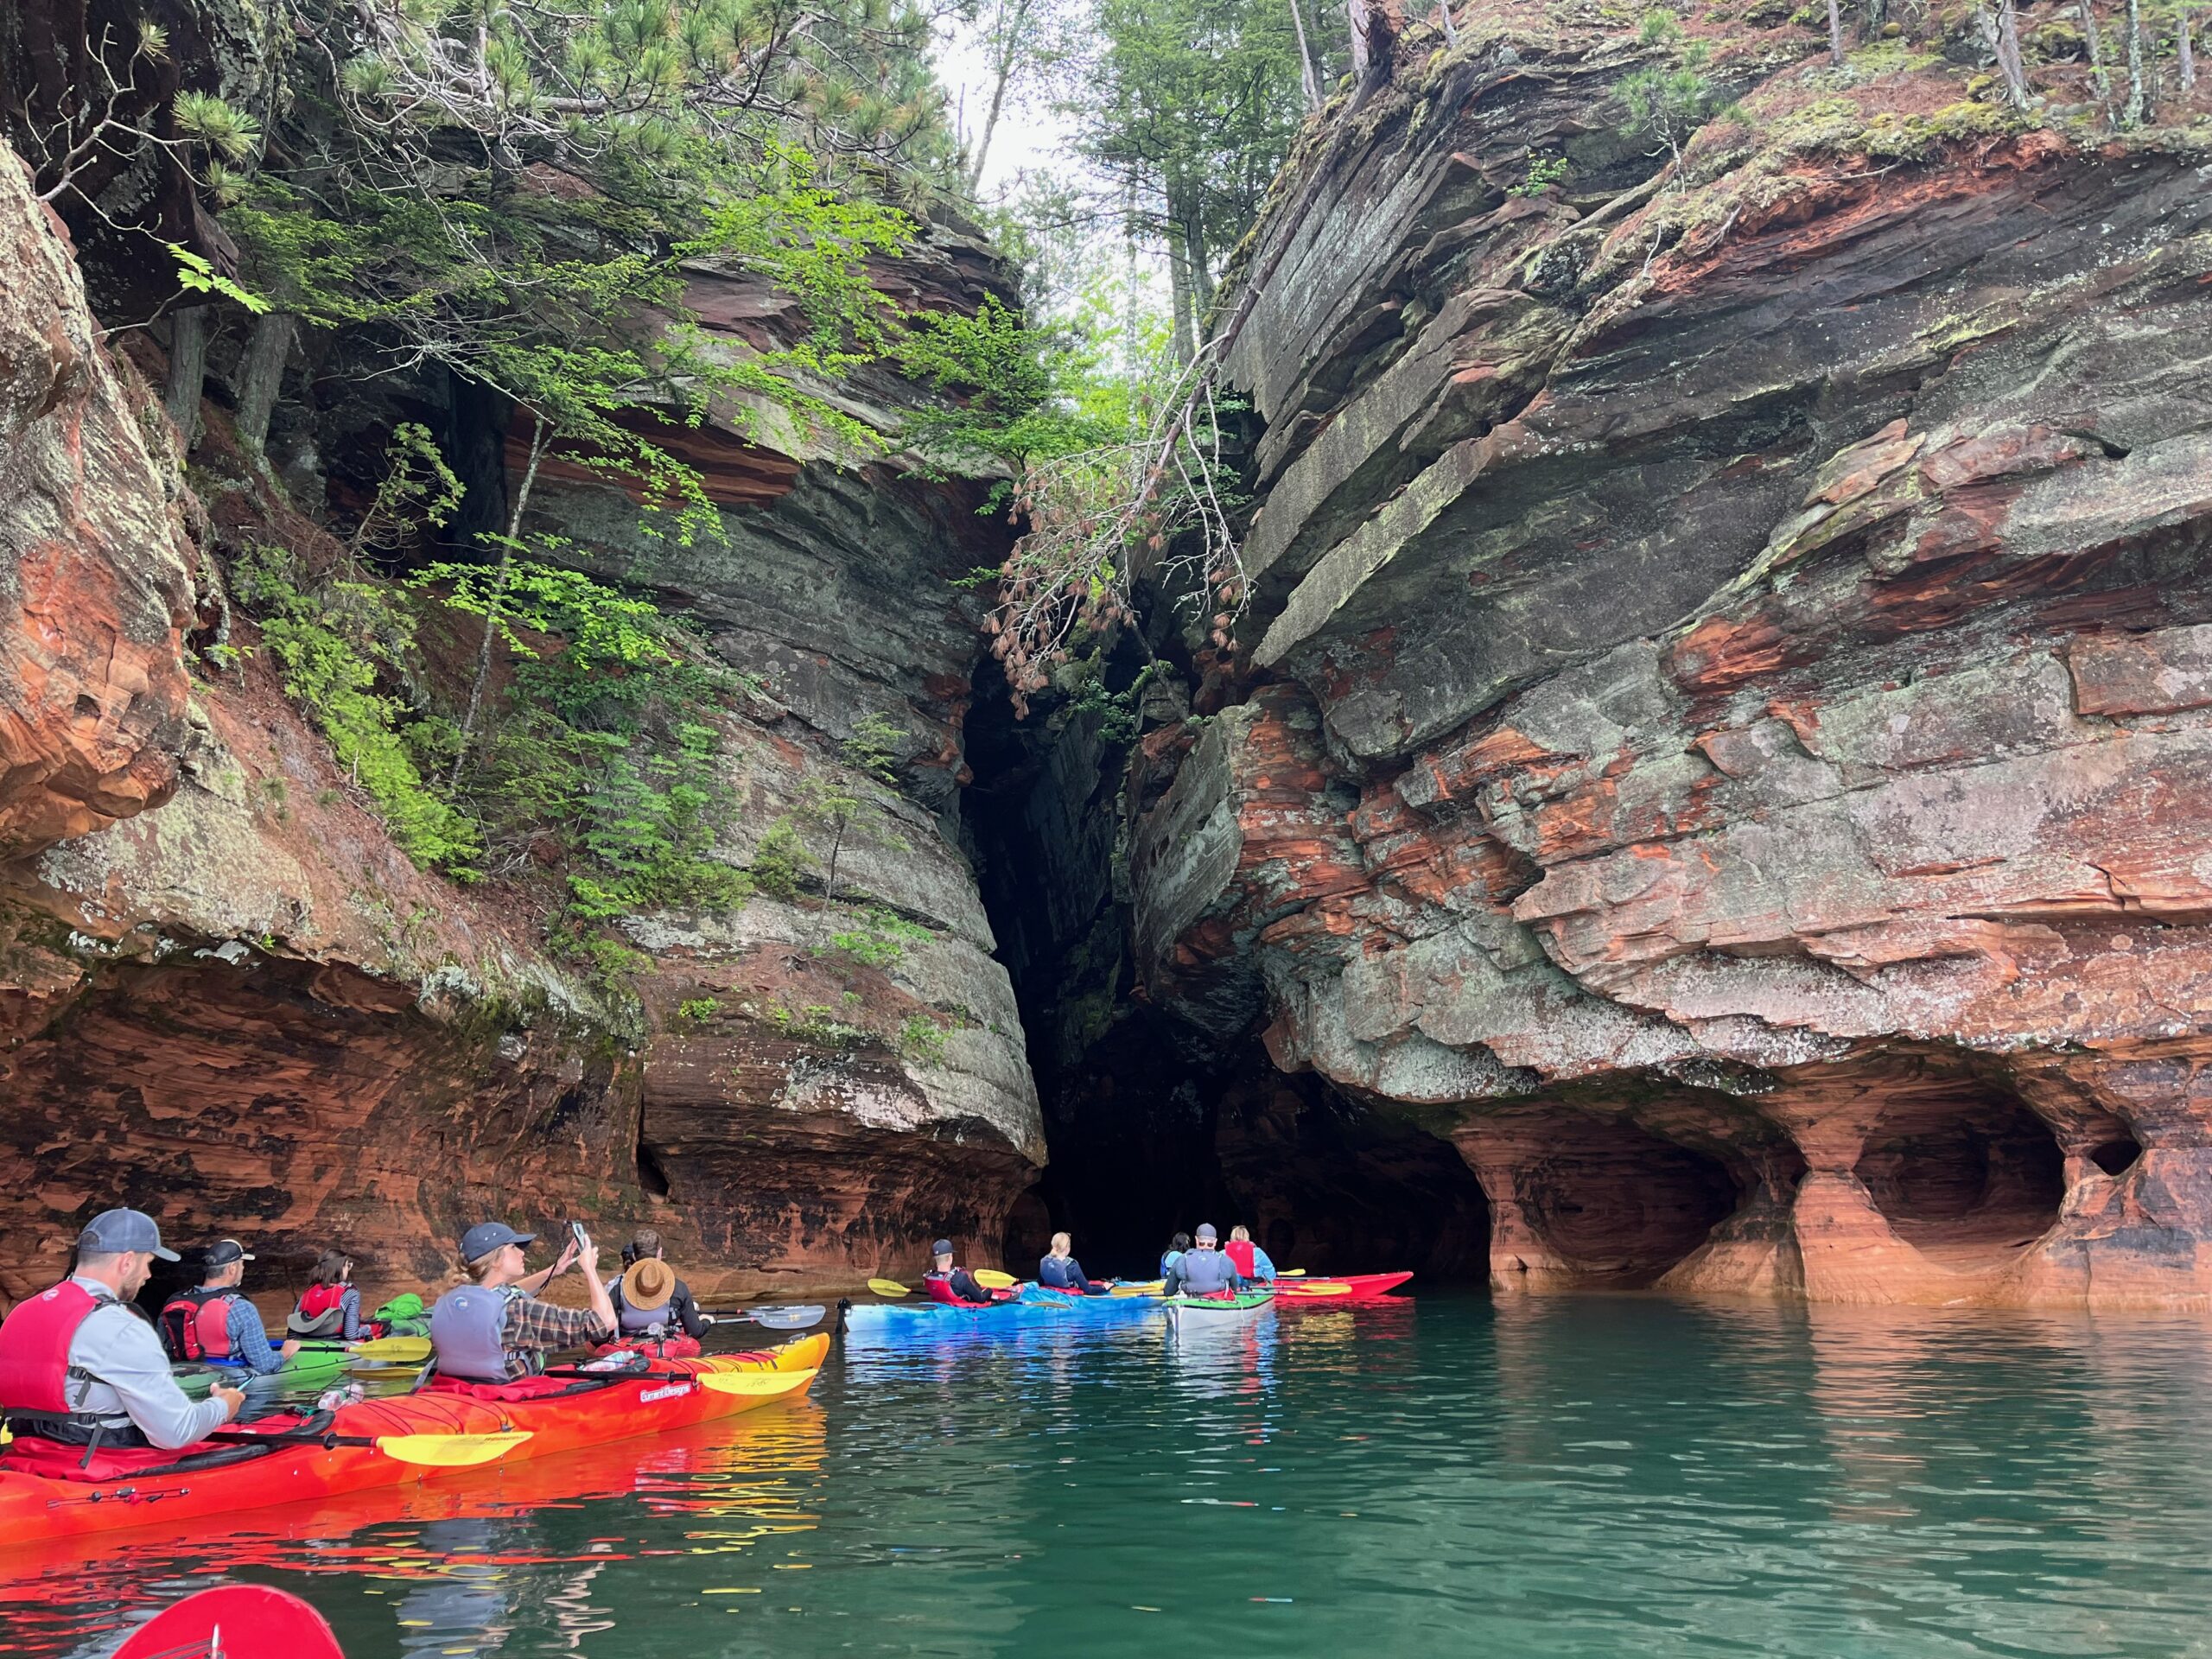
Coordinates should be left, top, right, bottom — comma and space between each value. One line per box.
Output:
931, 16, 1075, 197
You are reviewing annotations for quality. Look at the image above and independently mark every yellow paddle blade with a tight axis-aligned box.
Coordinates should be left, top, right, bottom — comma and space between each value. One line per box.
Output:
1275, 1281, 1352, 1296
1279, 1268, 1306, 1277
699, 1367, 818, 1399
867, 1278, 912, 1298
349, 1337, 431, 1363
972, 1269, 1018, 1289
1110, 1281, 1163, 1297
374, 1430, 531, 1468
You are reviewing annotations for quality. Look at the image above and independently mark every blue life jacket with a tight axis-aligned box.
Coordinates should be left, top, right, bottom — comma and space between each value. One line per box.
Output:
1159, 1249, 1185, 1277
430, 1284, 523, 1382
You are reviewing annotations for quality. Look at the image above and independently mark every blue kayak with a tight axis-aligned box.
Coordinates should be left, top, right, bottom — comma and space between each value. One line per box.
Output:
841, 1286, 1165, 1338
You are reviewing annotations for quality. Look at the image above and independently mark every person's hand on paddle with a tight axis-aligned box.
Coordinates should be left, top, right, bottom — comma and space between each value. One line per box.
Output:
211, 1382, 247, 1422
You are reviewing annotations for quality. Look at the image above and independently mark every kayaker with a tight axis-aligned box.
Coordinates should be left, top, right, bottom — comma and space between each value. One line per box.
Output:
428, 1220, 617, 1382
1224, 1225, 1278, 1284
922, 1240, 1012, 1307
609, 1229, 709, 1344
1160, 1231, 1192, 1278
1038, 1232, 1109, 1294
1163, 1224, 1240, 1299
0, 1208, 245, 1449
159, 1239, 299, 1376
288, 1250, 369, 1340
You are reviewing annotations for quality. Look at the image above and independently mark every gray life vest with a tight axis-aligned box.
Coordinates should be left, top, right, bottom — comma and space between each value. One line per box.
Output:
1177, 1249, 1236, 1295
614, 1275, 672, 1335
429, 1283, 524, 1382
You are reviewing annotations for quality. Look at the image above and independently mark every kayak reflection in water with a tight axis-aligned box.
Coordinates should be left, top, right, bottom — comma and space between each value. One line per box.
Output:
923, 1239, 1014, 1307
1038, 1232, 1110, 1295
1162, 1224, 1242, 1298
1160, 1231, 1192, 1279
1224, 1225, 1277, 1284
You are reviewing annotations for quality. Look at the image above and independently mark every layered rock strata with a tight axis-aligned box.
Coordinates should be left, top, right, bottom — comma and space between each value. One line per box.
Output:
0, 143, 1040, 1305
1133, 7, 2212, 1306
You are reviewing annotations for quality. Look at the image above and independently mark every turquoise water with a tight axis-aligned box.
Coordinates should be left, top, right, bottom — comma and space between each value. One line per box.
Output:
10, 1292, 2212, 1657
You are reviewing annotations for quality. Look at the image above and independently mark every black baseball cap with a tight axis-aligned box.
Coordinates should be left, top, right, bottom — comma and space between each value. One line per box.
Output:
461, 1221, 537, 1263
204, 1238, 254, 1268
931, 1238, 954, 1256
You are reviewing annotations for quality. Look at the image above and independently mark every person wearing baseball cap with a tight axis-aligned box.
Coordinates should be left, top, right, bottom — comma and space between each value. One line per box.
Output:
157, 1238, 299, 1376
921, 1238, 1012, 1308
428, 1219, 617, 1382
1161, 1224, 1241, 1299
0, 1208, 245, 1452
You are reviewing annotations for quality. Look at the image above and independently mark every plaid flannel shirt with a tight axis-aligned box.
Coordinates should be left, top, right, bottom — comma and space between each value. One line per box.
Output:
499, 1292, 614, 1379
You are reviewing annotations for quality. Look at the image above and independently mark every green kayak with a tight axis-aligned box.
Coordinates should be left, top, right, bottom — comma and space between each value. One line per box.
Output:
175, 1342, 352, 1397
1163, 1290, 1275, 1329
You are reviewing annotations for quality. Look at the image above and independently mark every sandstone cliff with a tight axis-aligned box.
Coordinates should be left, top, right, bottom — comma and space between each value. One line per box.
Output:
1131, 4, 2212, 1306
0, 144, 1041, 1305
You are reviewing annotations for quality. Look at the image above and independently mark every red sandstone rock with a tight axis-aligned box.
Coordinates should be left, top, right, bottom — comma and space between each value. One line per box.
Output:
1137, 19, 2212, 1309
0, 156, 196, 854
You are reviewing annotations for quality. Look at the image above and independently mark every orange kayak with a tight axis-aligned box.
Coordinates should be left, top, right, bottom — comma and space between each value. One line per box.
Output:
0, 1334, 825, 1547
1274, 1271, 1414, 1300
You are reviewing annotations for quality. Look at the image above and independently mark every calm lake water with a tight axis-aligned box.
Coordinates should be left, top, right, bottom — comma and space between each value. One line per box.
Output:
10, 1291, 2212, 1657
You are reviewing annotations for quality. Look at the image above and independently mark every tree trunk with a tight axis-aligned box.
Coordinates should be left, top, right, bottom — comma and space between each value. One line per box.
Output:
1438, 0, 1456, 44
2123, 0, 2148, 124
2080, 0, 2113, 118
963, 0, 1031, 192
164, 305, 210, 452
824, 818, 846, 905
232, 311, 296, 455
1165, 210, 1197, 368
1185, 211, 1216, 341
1986, 0, 2030, 106
2182, 6, 2198, 92
1827, 0, 1846, 65
1288, 0, 1325, 109
450, 415, 549, 789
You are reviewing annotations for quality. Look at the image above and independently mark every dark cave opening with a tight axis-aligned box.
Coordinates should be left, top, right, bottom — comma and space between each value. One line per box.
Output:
1851, 1077, 2065, 1262
1507, 1113, 1746, 1287
958, 662, 1491, 1283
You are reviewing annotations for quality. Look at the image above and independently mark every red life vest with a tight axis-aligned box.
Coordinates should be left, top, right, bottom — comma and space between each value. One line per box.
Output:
159, 1288, 238, 1362
289, 1282, 348, 1337
298, 1283, 347, 1319
0, 1280, 105, 1416
923, 1272, 988, 1309
1224, 1240, 1257, 1278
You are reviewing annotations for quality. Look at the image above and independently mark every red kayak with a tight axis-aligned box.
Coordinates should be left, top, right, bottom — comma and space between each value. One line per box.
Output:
1274, 1271, 1413, 1301
115, 1585, 342, 1659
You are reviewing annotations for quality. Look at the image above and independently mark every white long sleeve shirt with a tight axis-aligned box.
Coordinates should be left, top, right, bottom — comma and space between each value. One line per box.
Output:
64, 1276, 232, 1450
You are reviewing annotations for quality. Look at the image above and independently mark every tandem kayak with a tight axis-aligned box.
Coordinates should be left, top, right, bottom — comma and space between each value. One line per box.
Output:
1273, 1271, 1413, 1301
841, 1289, 1164, 1340
0, 1333, 826, 1547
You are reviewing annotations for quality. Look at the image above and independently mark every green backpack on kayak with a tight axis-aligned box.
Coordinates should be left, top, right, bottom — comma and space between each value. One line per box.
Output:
371, 1292, 429, 1338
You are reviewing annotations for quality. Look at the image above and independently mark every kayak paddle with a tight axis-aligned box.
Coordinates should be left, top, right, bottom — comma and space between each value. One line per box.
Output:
349, 1335, 432, 1362
210, 1425, 532, 1467
375, 1429, 533, 1466
972, 1269, 1019, 1289
697, 1367, 817, 1399
1274, 1281, 1353, 1297
699, 1304, 827, 1330
1110, 1280, 1165, 1296
867, 1277, 912, 1298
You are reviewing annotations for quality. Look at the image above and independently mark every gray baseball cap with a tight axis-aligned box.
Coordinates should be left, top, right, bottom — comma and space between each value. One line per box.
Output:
1195, 1223, 1218, 1242
204, 1238, 253, 1268
461, 1221, 537, 1263
79, 1208, 180, 1262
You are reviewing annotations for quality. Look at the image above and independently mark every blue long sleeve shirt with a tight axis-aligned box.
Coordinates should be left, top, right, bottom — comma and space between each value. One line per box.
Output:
224, 1297, 287, 1374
